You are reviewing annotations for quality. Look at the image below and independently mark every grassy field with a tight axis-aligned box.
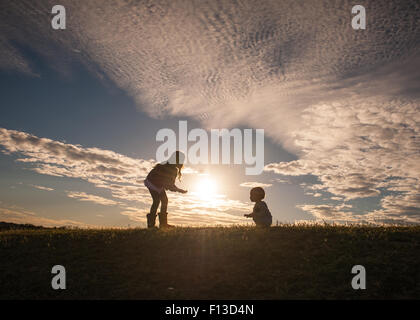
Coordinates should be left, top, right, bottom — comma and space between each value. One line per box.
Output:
1, 225, 419, 299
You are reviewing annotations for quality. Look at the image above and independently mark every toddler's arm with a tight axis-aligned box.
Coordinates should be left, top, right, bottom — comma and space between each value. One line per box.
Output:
244, 205, 258, 218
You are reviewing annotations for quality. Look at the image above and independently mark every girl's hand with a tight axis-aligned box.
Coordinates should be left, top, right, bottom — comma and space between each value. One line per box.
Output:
180, 189, 188, 194
244, 214, 252, 218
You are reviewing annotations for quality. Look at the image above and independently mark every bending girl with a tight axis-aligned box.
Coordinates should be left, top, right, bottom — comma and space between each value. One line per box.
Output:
144, 151, 187, 228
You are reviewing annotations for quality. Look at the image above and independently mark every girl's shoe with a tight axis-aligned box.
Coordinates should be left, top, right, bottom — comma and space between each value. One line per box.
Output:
146, 213, 157, 228
158, 212, 175, 229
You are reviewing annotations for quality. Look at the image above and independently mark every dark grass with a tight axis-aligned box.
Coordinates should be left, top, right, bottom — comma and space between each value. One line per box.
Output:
1, 225, 420, 299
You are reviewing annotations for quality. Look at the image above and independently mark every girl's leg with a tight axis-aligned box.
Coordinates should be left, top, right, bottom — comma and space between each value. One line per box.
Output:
149, 188, 161, 215
159, 190, 168, 214
158, 191, 172, 227
147, 188, 161, 228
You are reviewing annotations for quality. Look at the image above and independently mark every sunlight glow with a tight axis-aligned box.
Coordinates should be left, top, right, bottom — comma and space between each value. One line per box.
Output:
182, 175, 246, 214
194, 178, 217, 200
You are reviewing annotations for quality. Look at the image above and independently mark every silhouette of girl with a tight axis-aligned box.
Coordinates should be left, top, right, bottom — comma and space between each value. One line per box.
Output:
144, 151, 187, 228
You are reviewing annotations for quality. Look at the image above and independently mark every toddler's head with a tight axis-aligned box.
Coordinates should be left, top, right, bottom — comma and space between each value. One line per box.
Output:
250, 187, 265, 202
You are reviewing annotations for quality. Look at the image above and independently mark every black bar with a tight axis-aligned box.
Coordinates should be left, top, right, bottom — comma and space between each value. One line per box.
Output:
1, 300, 419, 319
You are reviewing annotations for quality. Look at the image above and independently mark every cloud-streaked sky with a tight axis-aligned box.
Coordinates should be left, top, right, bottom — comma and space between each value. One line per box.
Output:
0, 0, 419, 227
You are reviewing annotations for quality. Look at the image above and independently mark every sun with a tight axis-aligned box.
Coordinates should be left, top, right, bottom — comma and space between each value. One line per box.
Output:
194, 177, 217, 200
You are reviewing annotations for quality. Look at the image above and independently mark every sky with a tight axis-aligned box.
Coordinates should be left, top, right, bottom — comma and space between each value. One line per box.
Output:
0, 0, 419, 227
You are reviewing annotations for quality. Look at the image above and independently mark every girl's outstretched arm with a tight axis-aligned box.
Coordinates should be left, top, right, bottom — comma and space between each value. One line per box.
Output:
167, 184, 187, 193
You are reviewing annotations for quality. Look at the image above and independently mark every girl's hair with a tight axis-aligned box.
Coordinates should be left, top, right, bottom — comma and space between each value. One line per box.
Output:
160, 151, 185, 181
170, 151, 185, 181
176, 164, 183, 181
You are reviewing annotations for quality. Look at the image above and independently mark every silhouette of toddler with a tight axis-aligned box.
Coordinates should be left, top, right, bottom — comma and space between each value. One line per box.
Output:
244, 187, 272, 227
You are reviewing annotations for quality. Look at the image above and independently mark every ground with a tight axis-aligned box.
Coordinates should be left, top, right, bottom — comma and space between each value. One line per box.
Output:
1, 225, 419, 299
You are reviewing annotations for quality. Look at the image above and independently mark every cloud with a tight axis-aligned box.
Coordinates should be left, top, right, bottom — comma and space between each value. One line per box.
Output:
1, 0, 420, 224
0, 38, 35, 75
274, 178, 291, 184
297, 203, 353, 221
265, 161, 312, 176
30, 185, 54, 191
374, 189, 420, 223
298, 200, 420, 225
2, 1, 418, 123
239, 182, 272, 188
66, 191, 121, 206
269, 99, 420, 222
0, 205, 89, 228
0, 127, 155, 191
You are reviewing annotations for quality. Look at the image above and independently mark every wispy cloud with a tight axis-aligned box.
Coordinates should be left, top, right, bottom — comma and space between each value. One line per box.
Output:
297, 203, 353, 221
30, 185, 54, 191
0, 205, 89, 228
0, 38, 35, 75
239, 182, 272, 188
266, 98, 420, 223
0, 127, 155, 192
66, 191, 121, 206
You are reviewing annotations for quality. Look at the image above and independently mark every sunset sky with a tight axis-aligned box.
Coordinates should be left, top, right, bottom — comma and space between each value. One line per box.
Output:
0, 0, 419, 227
